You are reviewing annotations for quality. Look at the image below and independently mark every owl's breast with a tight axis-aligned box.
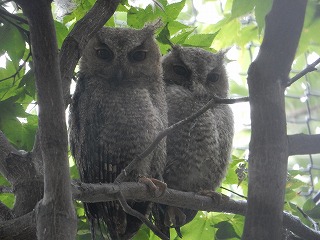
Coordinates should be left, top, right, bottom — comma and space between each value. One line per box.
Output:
83, 86, 164, 155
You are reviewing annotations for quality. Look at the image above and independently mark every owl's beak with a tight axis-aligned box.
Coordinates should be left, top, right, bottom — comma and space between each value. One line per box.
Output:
116, 70, 124, 81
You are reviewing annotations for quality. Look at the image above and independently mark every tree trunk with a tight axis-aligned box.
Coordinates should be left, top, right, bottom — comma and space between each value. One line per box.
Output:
14, 1, 77, 239
243, 0, 307, 239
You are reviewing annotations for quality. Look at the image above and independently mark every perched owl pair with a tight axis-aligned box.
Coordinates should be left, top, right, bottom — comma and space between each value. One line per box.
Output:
69, 23, 234, 240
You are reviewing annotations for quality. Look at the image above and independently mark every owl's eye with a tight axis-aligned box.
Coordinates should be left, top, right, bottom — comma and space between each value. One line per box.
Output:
206, 71, 220, 83
130, 50, 147, 62
173, 64, 190, 78
96, 47, 114, 61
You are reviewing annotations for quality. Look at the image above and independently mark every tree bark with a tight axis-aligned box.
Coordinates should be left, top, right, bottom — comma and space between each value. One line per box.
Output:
243, 0, 307, 239
3, 182, 320, 240
13, 1, 77, 239
288, 134, 320, 155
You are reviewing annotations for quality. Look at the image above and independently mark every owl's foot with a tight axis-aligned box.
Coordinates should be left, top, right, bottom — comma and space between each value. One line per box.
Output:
138, 176, 167, 197
164, 206, 186, 228
198, 190, 229, 205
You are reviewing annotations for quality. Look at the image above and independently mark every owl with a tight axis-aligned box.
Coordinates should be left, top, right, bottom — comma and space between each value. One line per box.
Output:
69, 24, 167, 240
155, 46, 234, 237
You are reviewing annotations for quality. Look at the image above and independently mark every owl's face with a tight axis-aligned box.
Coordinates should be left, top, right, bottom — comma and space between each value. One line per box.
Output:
79, 26, 161, 87
162, 46, 229, 98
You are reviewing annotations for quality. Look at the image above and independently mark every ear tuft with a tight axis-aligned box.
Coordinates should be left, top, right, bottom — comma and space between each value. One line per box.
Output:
143, 19, 163, 33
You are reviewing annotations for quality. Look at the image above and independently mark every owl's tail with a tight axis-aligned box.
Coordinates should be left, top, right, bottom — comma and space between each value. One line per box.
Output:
84, 201, 151, 240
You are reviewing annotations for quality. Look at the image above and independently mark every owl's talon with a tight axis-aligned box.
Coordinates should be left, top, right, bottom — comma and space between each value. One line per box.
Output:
138, 176, 167, 197
198, 190, 229, 205
164, 206, 186, 228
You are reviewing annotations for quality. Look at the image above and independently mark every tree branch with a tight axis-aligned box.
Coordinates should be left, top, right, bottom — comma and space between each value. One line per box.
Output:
2, 182, 319, 240
287, 57, 320, 87
0, 211, 36, 240
72, 181, 320, 240
0, 52, 32, 83
0, 7, 28, 25
115, 96, 249, 183
0, 131, 20, 181
0, 131, 43, 219
59, 0, 120, 106
0, 201, 13, 221
288, 134, 320, 156
244, 0, 307, 239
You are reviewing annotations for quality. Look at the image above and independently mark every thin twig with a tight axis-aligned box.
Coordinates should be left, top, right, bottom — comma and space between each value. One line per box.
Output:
0, 51, 32, 83
0, 15, 29, 35
287, 57, 320, 87
0, 7, 28, 24
115, 96, 249, 182
117, 191, 169, 240
220, 186, 247, 199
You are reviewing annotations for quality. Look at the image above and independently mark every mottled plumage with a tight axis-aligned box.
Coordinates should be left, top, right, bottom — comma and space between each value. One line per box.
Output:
69, 25, 167, 240
155, 46, 234, 237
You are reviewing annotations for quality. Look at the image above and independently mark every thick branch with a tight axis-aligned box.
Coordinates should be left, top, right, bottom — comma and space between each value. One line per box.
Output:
0, 202, 13, 221
0, 129, 43, 220
15, 0, 77, 239
115, 96, 249, 182
288, 134, 320, 155
60, 0, 120, 105
244, 0, 307, 239
2, 182, 319, 240
72, 182, 320, 240
0, 131, 19, 180
0, 211, 36, 240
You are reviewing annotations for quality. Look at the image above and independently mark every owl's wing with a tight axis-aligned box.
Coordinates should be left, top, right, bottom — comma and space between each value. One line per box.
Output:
83, 131, 152, 239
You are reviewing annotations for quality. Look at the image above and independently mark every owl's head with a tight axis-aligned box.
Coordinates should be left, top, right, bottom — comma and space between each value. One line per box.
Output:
79, 23, 162, 86
162, 46, 229, 98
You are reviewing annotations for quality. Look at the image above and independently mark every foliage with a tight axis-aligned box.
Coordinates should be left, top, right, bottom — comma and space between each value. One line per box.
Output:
0, 0, 320, 239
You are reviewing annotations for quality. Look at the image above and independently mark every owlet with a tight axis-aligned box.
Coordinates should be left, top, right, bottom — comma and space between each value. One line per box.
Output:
69, 24, 167, 240
155, 46, 234, 237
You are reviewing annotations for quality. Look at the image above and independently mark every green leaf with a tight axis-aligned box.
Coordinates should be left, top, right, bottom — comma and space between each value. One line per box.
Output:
254, 0, 273, 32
156, 23, 171, 45
231, 0, 255, 19
236, 25, 259, 48
0, 100, 34, 150
0, 193, 15, 209
184, 33, 218, 48
212, 18, 241, 49
132, 224, 151, 240
165, 0, 186, 21
54, 21, 69, 49
305, 204, 320, 220
171, 28, 195, 44
167, 21, 190, 35
19, 69, 36, 99
178, 212, 216, 239
0, 20, 26, 64
214, 221, 241, 239
303, 198, 316, 212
